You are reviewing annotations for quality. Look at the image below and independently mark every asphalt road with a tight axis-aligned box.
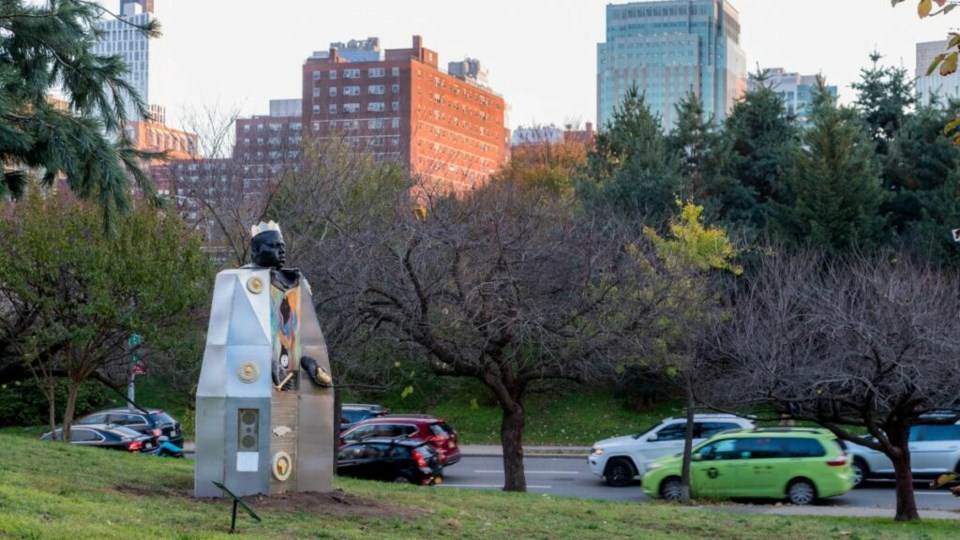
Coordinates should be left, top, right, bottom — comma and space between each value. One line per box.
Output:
439, 455, 960, 511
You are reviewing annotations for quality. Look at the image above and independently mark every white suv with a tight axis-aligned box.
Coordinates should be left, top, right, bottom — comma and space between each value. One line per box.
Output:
845, 418, 960, 487
588, 414, 755, 486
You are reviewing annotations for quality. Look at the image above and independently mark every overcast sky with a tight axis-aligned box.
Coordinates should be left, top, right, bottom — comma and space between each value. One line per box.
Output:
109, 0, 959, 131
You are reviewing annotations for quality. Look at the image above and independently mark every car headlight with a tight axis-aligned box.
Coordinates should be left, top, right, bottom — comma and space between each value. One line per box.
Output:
590, 448, 604, 456
647, 462, 663, 471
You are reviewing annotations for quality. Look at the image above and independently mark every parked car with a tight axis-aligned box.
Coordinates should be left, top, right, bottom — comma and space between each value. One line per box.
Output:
75, 407, 184, 448
340, 414, 461, 466
642, 427, 855, 505
340, 403, 390, 432
588, 413, 755, 486
845, 418, 960, 488
40, 424, 156, 453
337, 437, 443, 485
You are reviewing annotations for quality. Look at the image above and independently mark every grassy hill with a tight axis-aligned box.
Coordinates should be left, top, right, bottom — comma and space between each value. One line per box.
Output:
0, 432, 957, 539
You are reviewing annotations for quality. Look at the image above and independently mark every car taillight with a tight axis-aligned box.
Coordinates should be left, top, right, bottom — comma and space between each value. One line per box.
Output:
127, 441, 144, 452
411, 450, 428, 468
826, 456, 847, 466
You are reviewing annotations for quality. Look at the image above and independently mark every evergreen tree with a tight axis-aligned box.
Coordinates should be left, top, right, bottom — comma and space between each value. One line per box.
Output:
775, 78, 887, 252
0, 0, 161, 231
665, 90, 737, 225
579, 86, 681, 228
719, 71, 799, 236
852, 51, 915, 158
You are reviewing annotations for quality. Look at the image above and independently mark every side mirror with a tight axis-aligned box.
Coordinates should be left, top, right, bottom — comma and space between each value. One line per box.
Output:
691, 453, 702, 462
647, 434, 659, 442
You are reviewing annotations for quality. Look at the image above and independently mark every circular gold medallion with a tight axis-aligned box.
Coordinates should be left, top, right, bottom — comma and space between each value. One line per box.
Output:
272, 451, 292, 481
246, 276, 264, 294
238, 361, 259, 383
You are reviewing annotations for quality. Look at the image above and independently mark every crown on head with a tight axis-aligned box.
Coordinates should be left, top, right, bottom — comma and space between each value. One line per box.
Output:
250, 220, 282, 238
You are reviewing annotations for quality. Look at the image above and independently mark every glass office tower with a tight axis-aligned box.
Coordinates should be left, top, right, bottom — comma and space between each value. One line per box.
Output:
597, 0, 746, 129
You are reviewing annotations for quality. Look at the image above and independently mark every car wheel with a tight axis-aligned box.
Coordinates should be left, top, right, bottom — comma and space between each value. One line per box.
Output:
659, 476, 682, 501
851, 458, 869, 488
786, 479, 817, 505
392, 476, 412, 484
604, 458, 636, 487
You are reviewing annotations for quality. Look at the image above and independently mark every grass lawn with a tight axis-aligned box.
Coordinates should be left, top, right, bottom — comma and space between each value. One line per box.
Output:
1, 432, 957, 539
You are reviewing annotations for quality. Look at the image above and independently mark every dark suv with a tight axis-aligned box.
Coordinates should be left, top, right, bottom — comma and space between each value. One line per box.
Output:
340, 403, 390, 432
337, 438, 443, 485
340, 414, 461, 466
76, 408, 183, 448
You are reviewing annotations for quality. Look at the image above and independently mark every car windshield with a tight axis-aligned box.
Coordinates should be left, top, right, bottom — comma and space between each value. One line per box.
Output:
631, 423, 662, 439
414, 444, 438, 457
429, 423, 454, 437
149, 411, 176, 424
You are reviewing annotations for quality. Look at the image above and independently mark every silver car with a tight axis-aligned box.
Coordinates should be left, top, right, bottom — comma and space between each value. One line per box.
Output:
845, 419, 960, 487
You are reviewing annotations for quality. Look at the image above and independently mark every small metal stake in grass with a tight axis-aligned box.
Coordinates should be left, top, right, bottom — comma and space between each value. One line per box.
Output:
211, 481, 262, 533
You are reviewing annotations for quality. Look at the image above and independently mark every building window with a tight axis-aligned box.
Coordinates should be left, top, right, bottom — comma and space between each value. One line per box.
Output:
368, 119, 384, 130
343, 103, 360, 113
329, 69, 337, 79
391, 118, 399, 128
312, 88, 321, 97
344, 86, 360, 96
312, 70, 320, 80
312, 105, 320, 113
368, 85, 385, 95
329, 104, 337, 114
392, 67, 400, 76
328, 87, 337, 97
344, 68, 360, 79
368, 102, 385, 112
391, 101, 399, 112
391, 84, 400, 94
368, 67, 385, 77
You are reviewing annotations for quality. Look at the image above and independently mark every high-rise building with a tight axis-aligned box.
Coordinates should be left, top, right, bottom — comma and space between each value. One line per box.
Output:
597, 0, 746, 129
92, 1, 199, 166
748, 68, 837, 123
916, 40, 960, 106
303, 35, 509, 195
92, 0, 160, 122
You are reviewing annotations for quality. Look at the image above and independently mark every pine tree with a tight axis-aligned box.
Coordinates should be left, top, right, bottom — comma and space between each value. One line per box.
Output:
580, 85, 681, 228
721, 69, 799, 235
775, 78, 887, 252
0, 0, 161, 232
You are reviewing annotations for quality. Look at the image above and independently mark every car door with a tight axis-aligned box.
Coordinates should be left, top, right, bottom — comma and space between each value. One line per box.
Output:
910, 424, 960, 473
691, 438, 744, 497
337, 443, 382, 480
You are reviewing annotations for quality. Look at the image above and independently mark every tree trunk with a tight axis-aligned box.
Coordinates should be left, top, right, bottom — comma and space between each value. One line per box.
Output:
888, 424, 920, 521
680, 378, 695, 504
500, 393, 526, 492
62, 380, 80, 443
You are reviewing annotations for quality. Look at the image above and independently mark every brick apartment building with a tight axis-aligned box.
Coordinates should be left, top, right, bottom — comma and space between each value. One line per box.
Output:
302, 35, 509, 195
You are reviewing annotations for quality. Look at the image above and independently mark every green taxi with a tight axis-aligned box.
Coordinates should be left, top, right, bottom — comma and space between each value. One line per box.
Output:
642, 427, 854, 505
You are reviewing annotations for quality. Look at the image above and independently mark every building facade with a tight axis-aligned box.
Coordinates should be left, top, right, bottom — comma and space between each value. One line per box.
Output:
747, 68, 837, 123
916, 40, 960, 106
92, 0, 159, 122
302, 35, 509, 195
597, 0, 746, 129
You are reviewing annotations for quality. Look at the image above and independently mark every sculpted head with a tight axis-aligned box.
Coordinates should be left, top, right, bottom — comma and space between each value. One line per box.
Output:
250, 222, 286, 269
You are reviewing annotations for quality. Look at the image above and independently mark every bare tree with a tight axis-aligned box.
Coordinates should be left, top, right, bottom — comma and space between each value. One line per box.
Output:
705, 248, 960, 521
319, 180, 699, 491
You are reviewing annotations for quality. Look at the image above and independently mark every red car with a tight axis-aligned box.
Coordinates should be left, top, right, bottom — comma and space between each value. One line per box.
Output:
339, 414, 461, 466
